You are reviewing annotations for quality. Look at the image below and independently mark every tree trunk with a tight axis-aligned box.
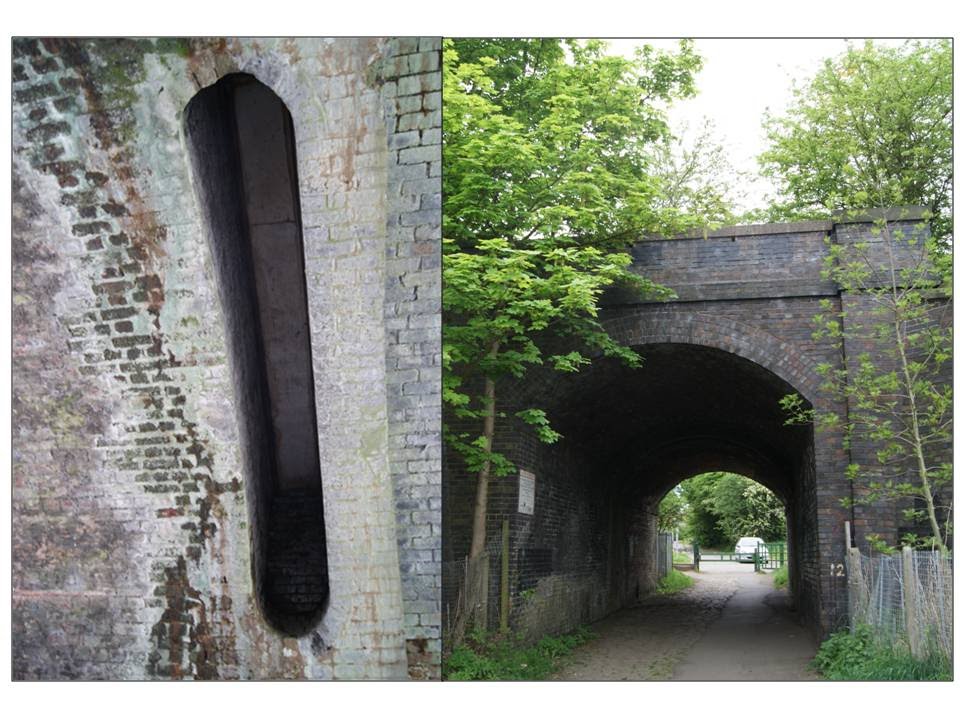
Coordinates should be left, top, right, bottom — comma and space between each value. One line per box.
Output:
894, 313, 945, 552
469, 341, 499, 560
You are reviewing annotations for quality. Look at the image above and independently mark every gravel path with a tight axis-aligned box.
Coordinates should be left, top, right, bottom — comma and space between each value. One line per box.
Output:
551, 565, 817, 681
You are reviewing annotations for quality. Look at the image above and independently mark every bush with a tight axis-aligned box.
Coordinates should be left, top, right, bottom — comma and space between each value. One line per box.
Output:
772, 565, 788, 590
444, 626, 594, 680
656, 569, 694, 594
813, 625, 952, 680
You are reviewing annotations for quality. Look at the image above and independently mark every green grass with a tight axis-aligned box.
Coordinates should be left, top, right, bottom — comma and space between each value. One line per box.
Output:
656, 569, 694, 594
444, 626, 595, 680
673, 551, 692, 563
812, 625, 952, 680
772, 565, 789, 589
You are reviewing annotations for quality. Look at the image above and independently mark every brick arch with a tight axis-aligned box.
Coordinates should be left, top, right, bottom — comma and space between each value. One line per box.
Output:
641, 436, 793, 505
603, 307, 822, 406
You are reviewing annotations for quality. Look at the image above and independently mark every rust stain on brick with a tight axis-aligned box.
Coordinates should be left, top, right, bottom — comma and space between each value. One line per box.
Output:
147, 555, 219, 680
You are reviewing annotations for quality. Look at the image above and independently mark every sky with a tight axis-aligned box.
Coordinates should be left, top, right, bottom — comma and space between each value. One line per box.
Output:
607, 38, 904, 213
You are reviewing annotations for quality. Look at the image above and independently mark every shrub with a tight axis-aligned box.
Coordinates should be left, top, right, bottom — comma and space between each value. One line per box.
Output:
656, 569, 694, 594
444, 627, 594, 680
772, 565, 788, 590
813, 625, 952, 680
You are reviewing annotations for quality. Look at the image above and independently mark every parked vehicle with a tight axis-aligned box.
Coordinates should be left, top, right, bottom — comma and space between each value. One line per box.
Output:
734, 537, 767, 563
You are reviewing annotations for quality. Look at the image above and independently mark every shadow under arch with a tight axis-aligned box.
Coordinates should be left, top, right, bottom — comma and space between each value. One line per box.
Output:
491, 337, 820, 623
182, 73, 328, 635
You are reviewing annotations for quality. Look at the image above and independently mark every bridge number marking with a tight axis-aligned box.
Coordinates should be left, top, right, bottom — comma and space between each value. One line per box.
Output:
830, 563, 845, 577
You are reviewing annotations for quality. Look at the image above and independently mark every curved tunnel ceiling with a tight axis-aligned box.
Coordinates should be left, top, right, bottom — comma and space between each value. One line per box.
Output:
506, 342, 813, 500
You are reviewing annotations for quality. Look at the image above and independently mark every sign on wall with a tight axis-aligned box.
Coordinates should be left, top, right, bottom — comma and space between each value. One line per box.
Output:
518, 469, 535, 515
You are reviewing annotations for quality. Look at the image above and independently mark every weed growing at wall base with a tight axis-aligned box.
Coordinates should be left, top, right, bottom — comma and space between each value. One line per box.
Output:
812, 625, 951, 680
772, 565, 789, 590
656, 569, 694, 595
444, 627, 595, 680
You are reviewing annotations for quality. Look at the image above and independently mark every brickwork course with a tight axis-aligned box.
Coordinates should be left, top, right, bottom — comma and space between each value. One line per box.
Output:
12, 37, 441, 680
442, 212, 951, 645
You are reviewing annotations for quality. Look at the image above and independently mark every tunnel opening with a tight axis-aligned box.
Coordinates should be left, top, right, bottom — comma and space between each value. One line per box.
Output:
443, 341, 822, 641
183, 73, 328, 635
657, 472, 790, 580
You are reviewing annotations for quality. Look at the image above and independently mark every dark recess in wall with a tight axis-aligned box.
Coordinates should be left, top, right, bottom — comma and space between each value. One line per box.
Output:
183, 73, 328, 636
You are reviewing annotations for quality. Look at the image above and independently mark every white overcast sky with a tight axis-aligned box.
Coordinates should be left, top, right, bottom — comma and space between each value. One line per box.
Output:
607, 38, 905, 213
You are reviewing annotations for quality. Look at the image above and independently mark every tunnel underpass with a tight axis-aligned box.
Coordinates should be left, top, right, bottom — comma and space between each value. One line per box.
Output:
443, 338, 828, 645
543, 343, 816, 621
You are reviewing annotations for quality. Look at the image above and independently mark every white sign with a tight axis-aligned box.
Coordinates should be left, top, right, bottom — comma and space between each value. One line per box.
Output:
518, 470, 535, 515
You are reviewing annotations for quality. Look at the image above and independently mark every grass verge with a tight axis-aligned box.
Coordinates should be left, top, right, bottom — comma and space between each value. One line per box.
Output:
444, 627, 595, 680
772, 565, 788, 590
673, 551, 692, 563
812, 625, 952, 680
657, 569, 694, 594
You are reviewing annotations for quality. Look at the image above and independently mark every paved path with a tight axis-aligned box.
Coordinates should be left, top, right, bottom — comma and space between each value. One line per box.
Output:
552, 564, 817, 681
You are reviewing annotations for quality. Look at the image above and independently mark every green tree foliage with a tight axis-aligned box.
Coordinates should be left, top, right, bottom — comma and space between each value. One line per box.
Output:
647, 119, 745, 235
760, 40, 953, 254
678, 472, 786, 547
781, 216, 952, 552
445, 38, 703, 249
443, 38, 703, 559
657, 486, 687, 533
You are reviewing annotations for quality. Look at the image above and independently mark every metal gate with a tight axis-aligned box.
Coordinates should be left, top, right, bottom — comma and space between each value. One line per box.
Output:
691, 541, 786, 571
756, 541, 786, 571
692, 543, 757, 568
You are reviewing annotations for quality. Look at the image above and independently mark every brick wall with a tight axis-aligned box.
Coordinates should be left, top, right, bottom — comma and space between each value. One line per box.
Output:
12, 37, 441, 680
442, 412, 620, 642
380, 37, 443, 678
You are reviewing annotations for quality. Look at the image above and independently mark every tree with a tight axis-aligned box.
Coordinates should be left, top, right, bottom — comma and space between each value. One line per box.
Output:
781, 214, 952, 552
679, 473, 786, 547
444, 238, 665, 559
647, 119, 746, 236
443, 38, 703, 564
680, 474, 728, 548
657, 486, 687, 534
760, 40, 953, 256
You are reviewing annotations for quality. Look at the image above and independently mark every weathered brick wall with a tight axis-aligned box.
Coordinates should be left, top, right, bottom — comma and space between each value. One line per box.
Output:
12, 37, 441, 680
380, 36, 443, 677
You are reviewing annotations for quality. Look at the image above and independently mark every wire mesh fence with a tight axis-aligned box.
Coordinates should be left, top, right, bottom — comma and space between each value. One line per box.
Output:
847, 547, 953, 658
443, 529, 676, 651
442, 533, 506, 651
655, 532, 673, 579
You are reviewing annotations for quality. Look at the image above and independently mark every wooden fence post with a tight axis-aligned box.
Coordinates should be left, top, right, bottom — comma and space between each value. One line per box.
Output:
847, 546, 863, 628
902, 546, 921, 657
499, 518, 510, 635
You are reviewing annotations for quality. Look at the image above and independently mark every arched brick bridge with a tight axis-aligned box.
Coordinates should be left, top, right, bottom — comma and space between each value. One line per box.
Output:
442, 208, 949, 642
